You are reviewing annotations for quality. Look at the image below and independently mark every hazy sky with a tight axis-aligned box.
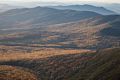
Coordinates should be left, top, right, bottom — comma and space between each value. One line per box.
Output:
1, 0, 120, 3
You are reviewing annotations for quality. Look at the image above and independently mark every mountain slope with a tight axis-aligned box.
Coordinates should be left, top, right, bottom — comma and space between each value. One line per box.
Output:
0, 15, 119, 49
0, 7, 101, 29
45, 15, 120, 49
0, 6, 119, 49
50, 4, 116, 15
0, 48, 120, 80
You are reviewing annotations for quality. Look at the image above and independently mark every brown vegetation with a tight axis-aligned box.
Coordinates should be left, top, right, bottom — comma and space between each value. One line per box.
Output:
0, 65, 37, 80
0, 48, 120, 80
0, 45, 92, 61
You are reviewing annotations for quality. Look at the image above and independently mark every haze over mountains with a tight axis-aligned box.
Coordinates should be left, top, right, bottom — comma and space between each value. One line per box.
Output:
0, 4, 22, 13
50, 4, 116, 15
1, 1, 120, 14
101, 3, 120, 14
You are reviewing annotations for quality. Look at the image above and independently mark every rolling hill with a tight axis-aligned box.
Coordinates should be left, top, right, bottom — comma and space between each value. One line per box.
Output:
0, 15, 119, 49
50, 4, 116, 15
0, 7, 101, 29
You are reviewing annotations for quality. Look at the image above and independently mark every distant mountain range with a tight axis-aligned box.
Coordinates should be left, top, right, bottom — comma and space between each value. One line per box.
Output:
0, 6, 101, 29
50, 4, 116, 15
0, 4, 22, 13
0, 3, 118, 15
103, 3, 120, 14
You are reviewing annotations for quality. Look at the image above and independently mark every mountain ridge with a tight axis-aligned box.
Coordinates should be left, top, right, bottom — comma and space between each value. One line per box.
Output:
50, 4, 116, 15
0, 6, 101, 29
